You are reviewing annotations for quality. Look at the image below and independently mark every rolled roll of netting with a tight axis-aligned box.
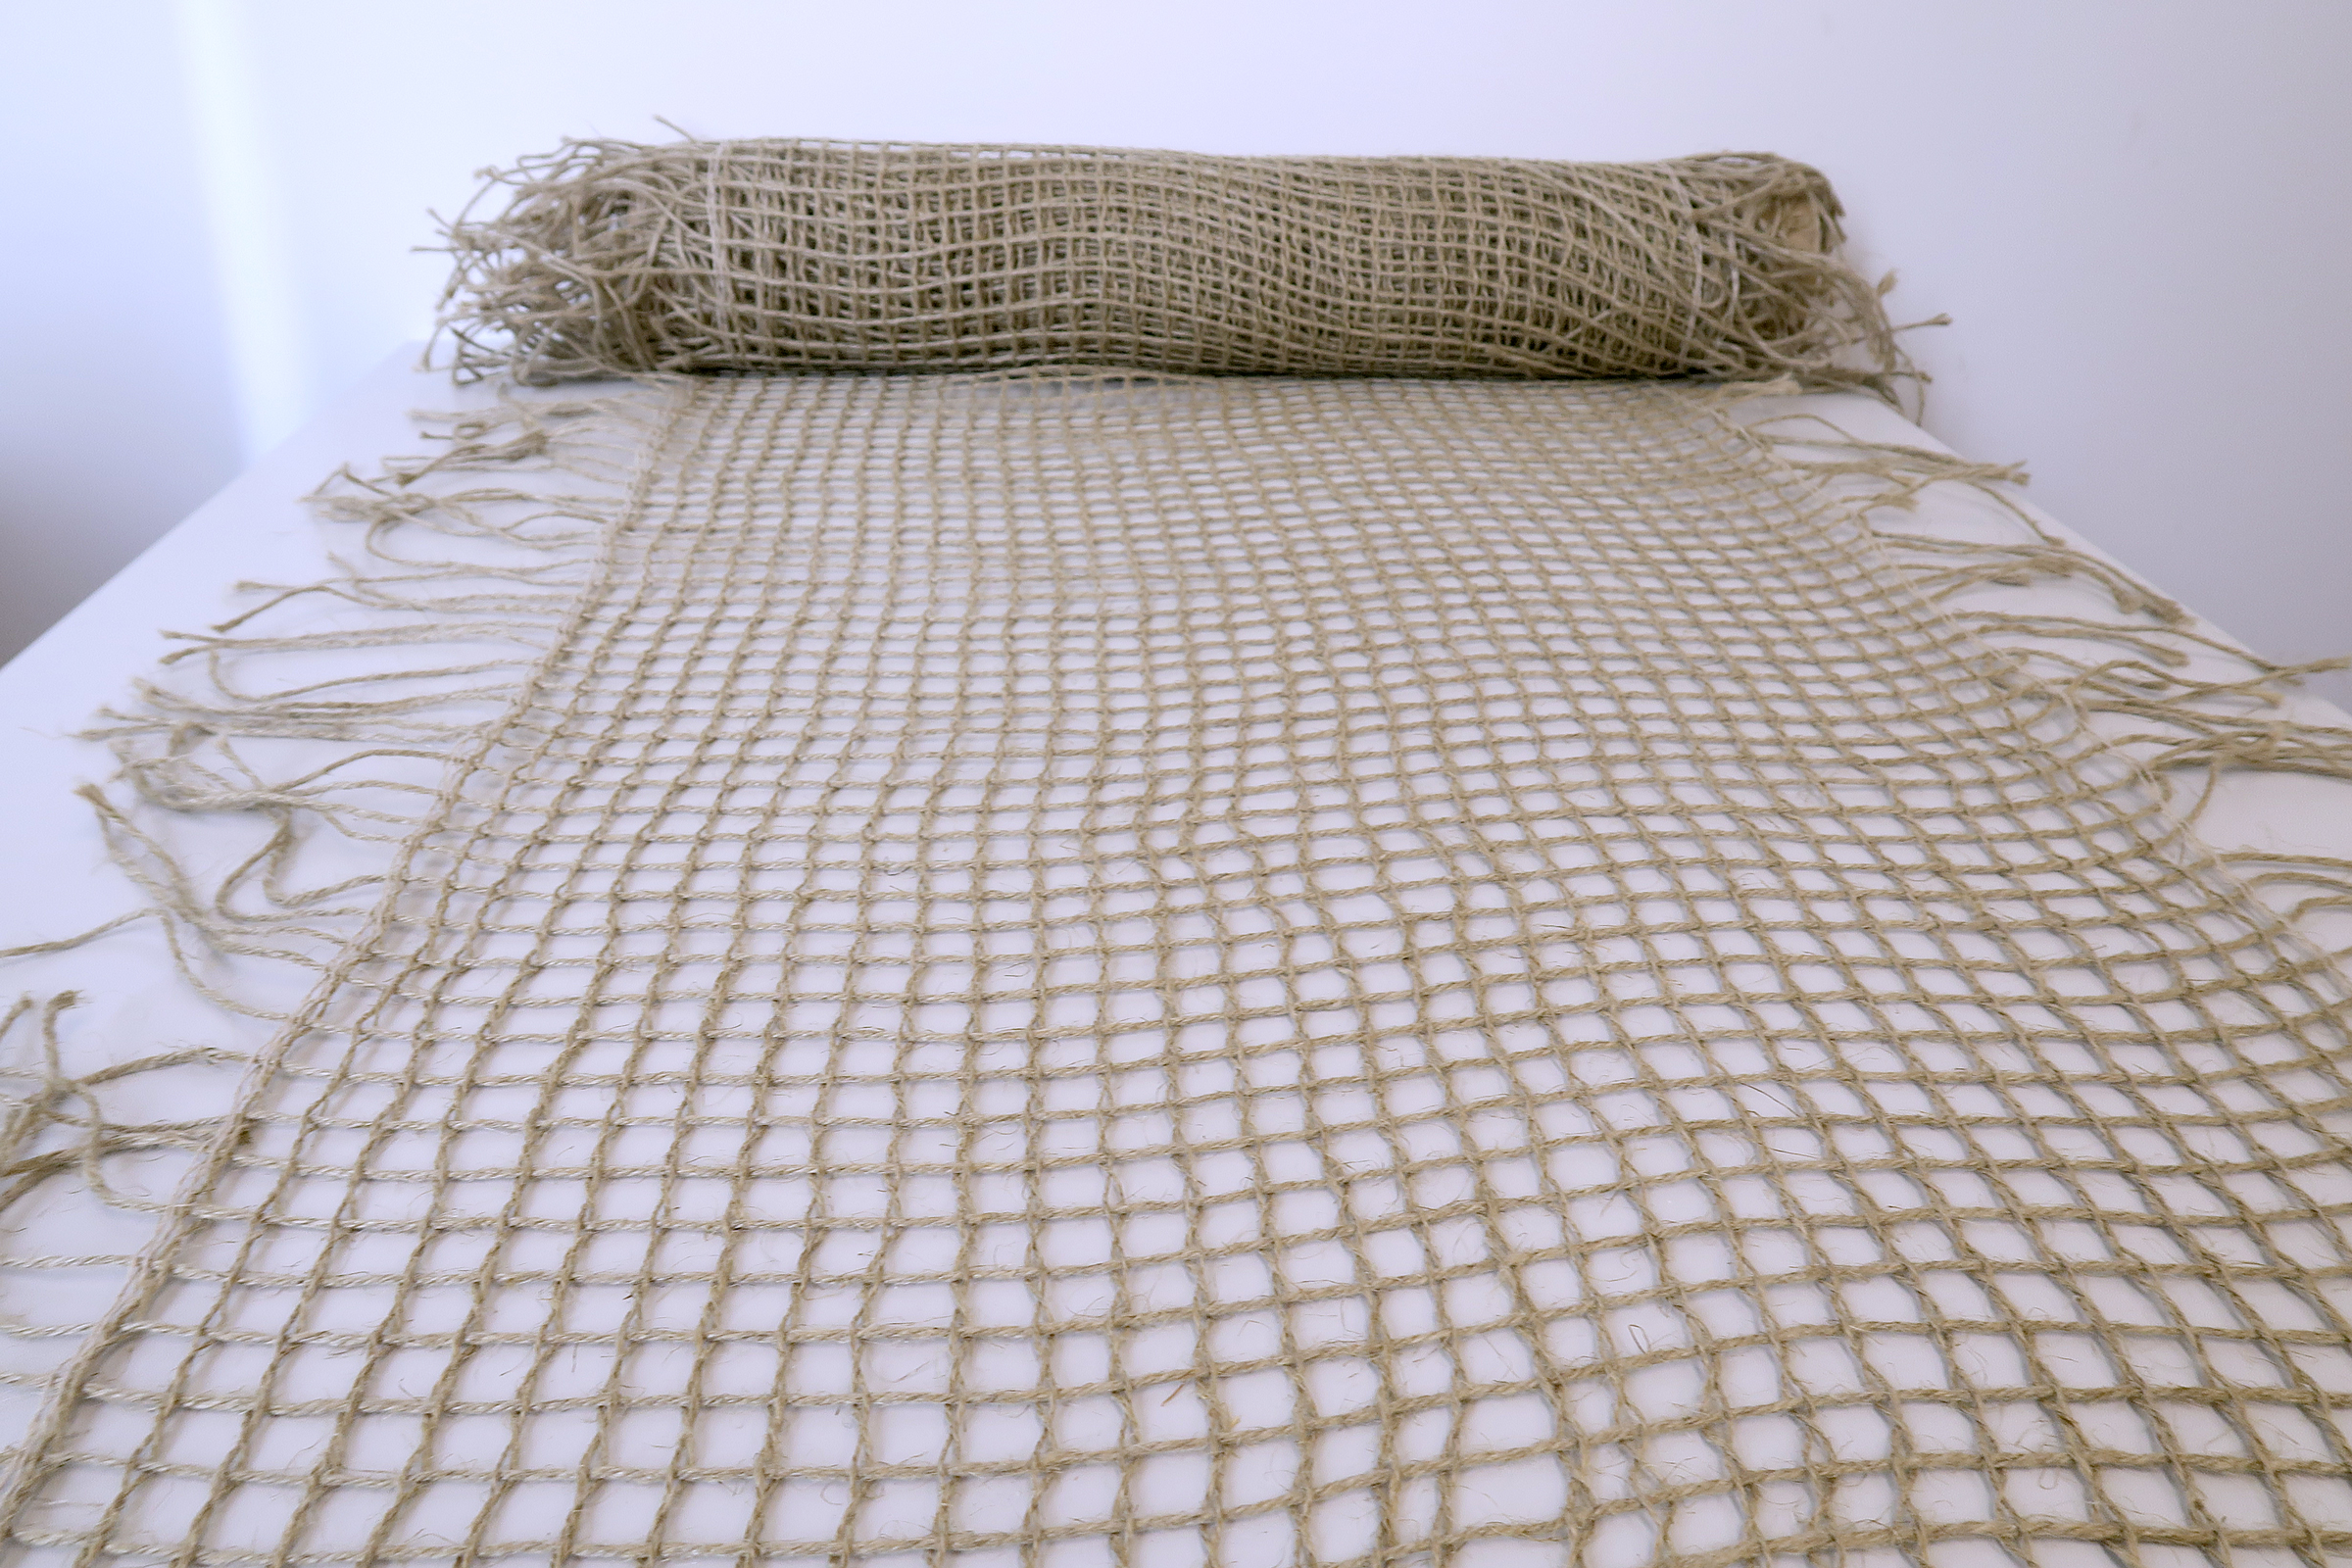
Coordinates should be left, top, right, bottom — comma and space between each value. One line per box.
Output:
435, 136, 1903, 390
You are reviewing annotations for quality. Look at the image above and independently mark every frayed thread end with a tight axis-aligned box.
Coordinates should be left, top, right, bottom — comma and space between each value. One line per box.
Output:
3, 389, 665, 1025
0, 994, 250, 1218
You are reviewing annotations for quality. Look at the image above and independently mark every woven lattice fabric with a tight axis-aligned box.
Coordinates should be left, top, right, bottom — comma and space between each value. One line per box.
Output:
6, 370, 2352, 1566
438, 139, 1900, 391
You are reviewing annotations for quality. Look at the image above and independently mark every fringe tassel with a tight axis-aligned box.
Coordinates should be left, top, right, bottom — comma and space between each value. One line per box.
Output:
0, 389, 665, 1192
1728, 405, 2352, 840
0, 995, 249, 1217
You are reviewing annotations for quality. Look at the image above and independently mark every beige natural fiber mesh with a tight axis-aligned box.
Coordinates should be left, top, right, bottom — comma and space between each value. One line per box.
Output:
438, 139, 1901, 391
8, 370, 2352, 1568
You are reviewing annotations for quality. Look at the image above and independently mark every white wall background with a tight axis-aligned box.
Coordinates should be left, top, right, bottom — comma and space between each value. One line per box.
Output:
5, 0, 2348, 704
0, 4, 240, 664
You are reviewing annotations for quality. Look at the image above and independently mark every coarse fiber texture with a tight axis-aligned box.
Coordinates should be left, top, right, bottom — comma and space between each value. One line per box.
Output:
6, 370, 2352, 1567
438, 138, 1902, 390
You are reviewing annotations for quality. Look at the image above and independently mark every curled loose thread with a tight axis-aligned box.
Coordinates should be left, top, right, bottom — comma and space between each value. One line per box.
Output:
302, 479, 609, 560
1951, 614, 2297, 673
2132, 720, 2352, 783
2226, 853, 2352, 932
0, 994, 249, 1216
204, 564, 590, 637
1882, 535, 2190, 626
2, 792, 328, 1024
2040, 654, 2351, 717
104, 737, 450, 837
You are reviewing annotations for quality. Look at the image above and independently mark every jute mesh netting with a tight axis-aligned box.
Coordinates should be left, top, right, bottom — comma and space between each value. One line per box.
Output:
436, 139, 1899, 390
6, 368, 2352, 1567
